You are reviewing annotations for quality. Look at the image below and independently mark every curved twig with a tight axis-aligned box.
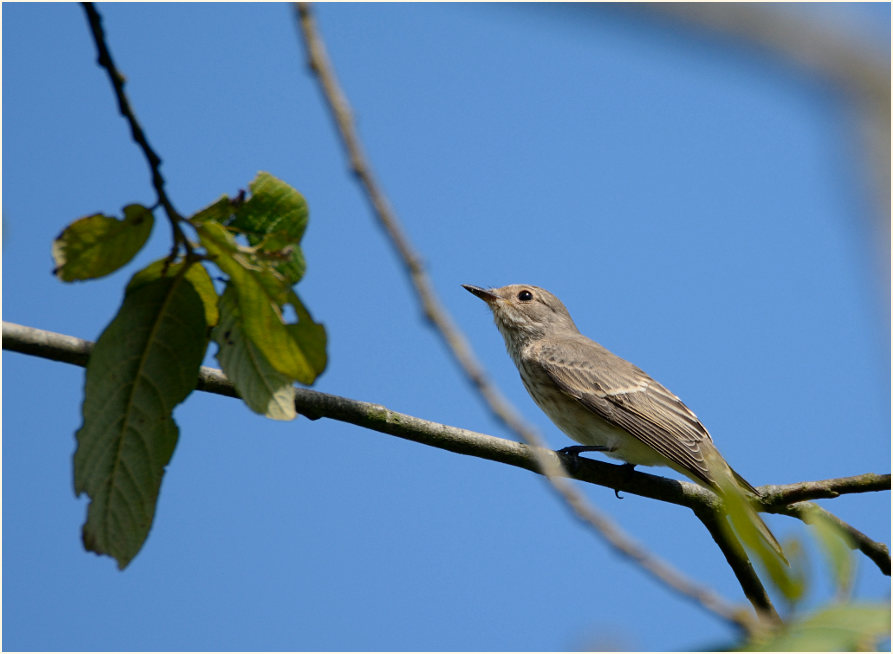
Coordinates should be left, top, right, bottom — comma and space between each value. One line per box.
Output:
291, 2, 537, 443
80, 3, 191, 257
778, 502, 890, 576
291, 3, 775, 628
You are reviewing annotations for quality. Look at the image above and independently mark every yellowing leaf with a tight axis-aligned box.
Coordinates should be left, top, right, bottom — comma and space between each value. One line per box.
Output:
53, 204, 154, 281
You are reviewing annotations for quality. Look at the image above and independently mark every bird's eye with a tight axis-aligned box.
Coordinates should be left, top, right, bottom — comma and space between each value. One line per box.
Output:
517, 290, 533, 302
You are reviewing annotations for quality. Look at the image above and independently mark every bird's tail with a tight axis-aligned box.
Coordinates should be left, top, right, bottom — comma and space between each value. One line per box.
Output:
727, 468, 788, 564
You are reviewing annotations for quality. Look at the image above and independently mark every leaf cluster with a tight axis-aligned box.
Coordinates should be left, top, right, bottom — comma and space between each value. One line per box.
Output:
52, 171, 327, 569
717, 475, 890, 650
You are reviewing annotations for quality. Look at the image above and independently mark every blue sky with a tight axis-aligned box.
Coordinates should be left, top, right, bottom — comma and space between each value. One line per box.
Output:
3, 3, 889, 651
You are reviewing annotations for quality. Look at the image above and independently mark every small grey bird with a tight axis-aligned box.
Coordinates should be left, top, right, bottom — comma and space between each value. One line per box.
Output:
463, 283, 784, 559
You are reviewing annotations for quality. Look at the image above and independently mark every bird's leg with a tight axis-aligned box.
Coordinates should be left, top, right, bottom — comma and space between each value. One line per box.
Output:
556, 445, 615, 456
555, 445, 617, 477
555, 446, 634, 499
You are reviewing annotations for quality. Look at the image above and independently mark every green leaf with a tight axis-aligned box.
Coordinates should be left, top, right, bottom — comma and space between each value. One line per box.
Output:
197, 221, 326, 384
74, 262, 210, 569
229, 172, 308, 284
213, 285, 297, 420
53, 204, 154, 281
189, 195, 234, 225
709, 451, 803, 603
129, 257, 220, 328
738, 603, 891, 651
804, 505, 857, 599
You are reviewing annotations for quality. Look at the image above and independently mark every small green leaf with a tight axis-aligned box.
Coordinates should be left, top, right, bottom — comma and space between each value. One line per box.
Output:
53, 204, 154, 281
197, 221, 326, 385
74, 262, 210, 569
804, 505, 857, 599
189, 196, 234, 225
738, 603, 890, 651
229, 172, 308, 284
213, 285, 297, 420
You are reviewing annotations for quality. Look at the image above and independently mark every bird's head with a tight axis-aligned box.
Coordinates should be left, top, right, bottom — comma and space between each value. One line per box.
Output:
462, 284, 578, 345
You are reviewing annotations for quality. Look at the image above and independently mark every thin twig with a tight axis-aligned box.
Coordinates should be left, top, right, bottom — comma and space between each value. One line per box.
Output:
80, 3, 191, 256
9, 323, 893, 619
759, 474, 892, 504
779, 502, 891, 576
290, 2, 769, 629
693, 505, 779, 623
291, 2, 535, 442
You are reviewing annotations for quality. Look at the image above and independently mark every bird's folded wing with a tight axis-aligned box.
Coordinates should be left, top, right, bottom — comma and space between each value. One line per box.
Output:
537, 349, 716, 487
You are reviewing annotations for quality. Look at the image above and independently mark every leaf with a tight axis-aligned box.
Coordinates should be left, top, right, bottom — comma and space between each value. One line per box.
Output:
197, 221, 326, 384
709, 451, 803, 603
74, 262, 210, 569
189, 195, 234, 225
213, 285, 297, 420
129, 257, 220, 328
53, 204, 154, 281
738, 603, 891, 651
229, 172, 308, 284
804, 505, 857, 599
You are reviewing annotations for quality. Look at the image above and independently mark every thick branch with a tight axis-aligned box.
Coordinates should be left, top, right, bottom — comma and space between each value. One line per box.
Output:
5, 322, 890, 614
4, 320, 753, 629
5, 322, 888, 513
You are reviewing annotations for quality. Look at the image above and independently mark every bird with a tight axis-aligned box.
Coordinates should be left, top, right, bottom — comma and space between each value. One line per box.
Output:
463, 282, 785, 561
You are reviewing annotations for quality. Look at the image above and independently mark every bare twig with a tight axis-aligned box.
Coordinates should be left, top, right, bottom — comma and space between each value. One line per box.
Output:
290, 2, 771, 628
291, 2, 534, 442
80, 3, 191, 256
779, 502, 891, 576
8, 322, 893, 620
759, 474, 892, 505
693, 505, 779, 623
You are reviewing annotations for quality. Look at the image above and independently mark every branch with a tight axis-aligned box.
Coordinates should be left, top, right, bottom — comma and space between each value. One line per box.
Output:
760, 474, 892, 505
6, 321, 888, 516
778, 502, 891, 576
292, 2, 776, 628
291, 3, 537, 444
5, 320, 755, 630
80, 3, 191, 255
692, 505, 778, 623
7, 322, 892, 612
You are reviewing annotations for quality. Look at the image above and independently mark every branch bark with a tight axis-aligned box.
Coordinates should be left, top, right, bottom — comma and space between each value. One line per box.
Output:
5, 321, 890, 579
290, 1, 773, 629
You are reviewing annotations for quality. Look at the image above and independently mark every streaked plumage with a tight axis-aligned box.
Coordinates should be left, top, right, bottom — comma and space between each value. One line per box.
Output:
464, 282, 784, 559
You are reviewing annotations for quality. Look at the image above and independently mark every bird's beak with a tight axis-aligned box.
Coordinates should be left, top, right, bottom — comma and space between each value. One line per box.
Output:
462, 284, 499, 303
